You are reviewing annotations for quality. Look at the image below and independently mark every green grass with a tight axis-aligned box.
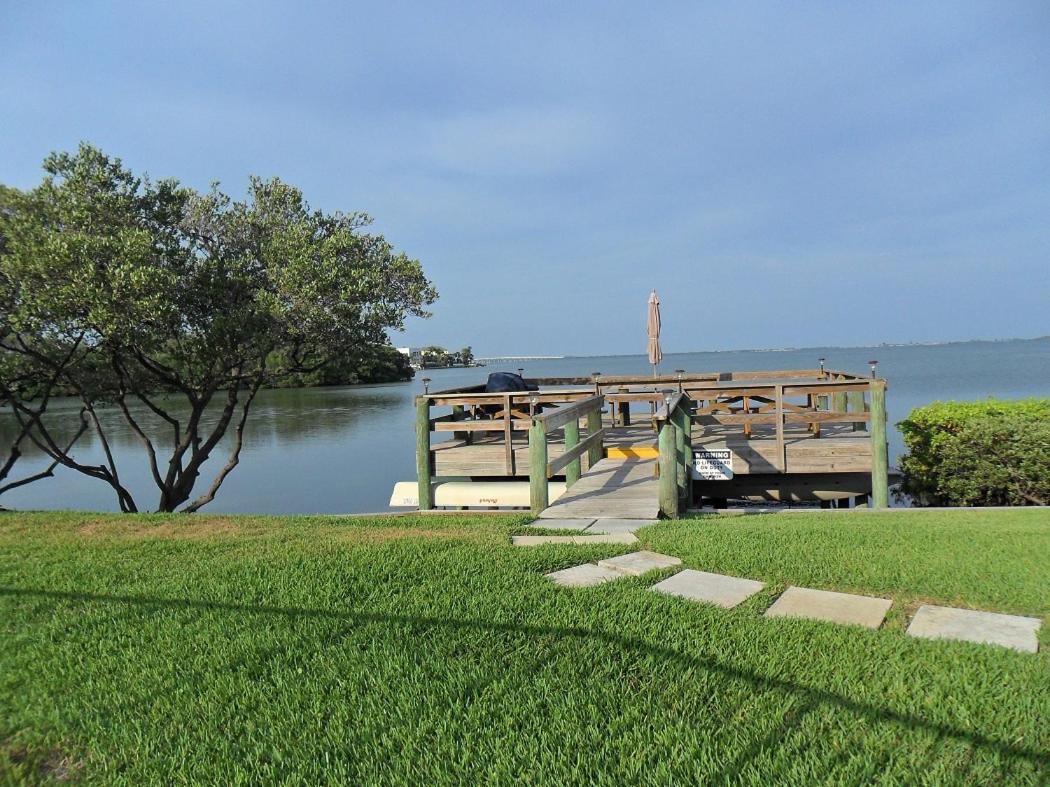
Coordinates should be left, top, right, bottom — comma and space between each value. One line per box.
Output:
1, 509, 1047, 784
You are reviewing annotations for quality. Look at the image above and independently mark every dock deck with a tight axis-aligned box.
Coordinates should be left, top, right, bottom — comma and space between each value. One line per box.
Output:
538, 458, 660, 520
407, 368, 891, 513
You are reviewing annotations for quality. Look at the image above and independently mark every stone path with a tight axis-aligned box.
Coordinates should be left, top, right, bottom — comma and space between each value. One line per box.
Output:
764, 586, 893, 629
651, 569, 765, 609
906, 605, 1041, 653
523, 525, 1042, 654
597, 550, 682, 576
543, 551, 680, 587
546, 563, 626, 588
512, 533, 638, 546
526, 518, 659, 534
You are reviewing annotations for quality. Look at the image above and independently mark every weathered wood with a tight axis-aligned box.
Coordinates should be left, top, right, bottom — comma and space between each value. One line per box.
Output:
502, 394, 515, 475
562, 417, 581, 487
848, 390, 867, 431
433, 420, 531, 432
539, 458, 660, 519
617, 387, 631, 425
695, 411, 870, 426
832, 388, 848, 414
870, 380, 889, 508
774, 384, 786, 473
673, 404, 691, 501
547, 428, 606, 477
415, 396, 433, 510
529, 419, 549, 514
586, 408, 604, 467
537, 395, 604, 433
659, 422, 680, 518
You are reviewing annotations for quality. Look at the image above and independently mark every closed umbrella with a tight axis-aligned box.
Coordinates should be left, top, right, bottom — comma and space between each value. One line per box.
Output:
647, 290, 662, 377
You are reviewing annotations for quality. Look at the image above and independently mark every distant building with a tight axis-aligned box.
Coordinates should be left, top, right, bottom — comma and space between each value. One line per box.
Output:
396, 346, 425, 368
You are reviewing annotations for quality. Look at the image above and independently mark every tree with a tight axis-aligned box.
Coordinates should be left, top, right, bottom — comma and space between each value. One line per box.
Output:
457, 346, 474, 367
0, 144, 437, 512
420, 345, 451, 367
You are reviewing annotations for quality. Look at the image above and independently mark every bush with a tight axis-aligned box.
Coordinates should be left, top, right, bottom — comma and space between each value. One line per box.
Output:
898, 399, 1050, 507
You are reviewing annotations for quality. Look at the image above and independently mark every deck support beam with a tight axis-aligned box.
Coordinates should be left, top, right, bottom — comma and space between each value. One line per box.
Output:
659, 421, 680, 518
529, 420, 549, 515
869, 380, 889, 508
563, 418, 581, 488
586, 408, 604, 468
672, 406, 691, 503
848, 390, 866, 431
415, 397, 433, 510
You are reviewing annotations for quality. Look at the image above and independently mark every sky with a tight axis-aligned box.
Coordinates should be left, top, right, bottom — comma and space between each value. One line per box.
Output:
2, 2, 1048, 356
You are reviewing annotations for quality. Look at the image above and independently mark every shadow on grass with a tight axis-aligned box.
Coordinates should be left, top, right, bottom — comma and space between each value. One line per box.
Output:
2, 586, 1047, 772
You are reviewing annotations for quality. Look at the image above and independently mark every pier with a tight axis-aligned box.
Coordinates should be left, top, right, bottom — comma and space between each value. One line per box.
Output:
392, 368, 890, 516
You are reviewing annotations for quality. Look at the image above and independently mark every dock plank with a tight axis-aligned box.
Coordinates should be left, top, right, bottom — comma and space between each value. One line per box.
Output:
539, 458, 660, 519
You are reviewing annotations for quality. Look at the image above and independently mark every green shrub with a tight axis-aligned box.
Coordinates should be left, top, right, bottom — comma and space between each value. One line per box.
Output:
898, 399, 1050, 506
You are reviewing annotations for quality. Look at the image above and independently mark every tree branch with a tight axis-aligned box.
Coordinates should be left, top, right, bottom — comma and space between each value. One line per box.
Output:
182, 379, 262, 513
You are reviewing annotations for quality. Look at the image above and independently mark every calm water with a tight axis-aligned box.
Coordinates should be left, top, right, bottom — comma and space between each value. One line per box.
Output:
2, 338, 1047, 514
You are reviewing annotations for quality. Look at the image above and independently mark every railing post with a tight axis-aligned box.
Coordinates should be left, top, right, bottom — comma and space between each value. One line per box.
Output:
586, 408, 603, 469
673, 405, 690, 502
618, 387, 631, 426
416, 396, 433, 510
869, 380, 889, 508
774, 384, 786, 473
529, 419, 549, 515
848, 389, 866, 431
832, 384, 848, 416
658, 421, 680, 518
564, 417, 581, 489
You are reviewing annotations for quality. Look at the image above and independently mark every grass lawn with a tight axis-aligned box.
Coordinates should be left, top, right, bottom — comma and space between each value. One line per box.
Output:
1, 508, 1047, 784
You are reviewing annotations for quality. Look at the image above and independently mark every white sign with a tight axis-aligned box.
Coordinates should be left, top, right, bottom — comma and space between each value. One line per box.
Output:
693, 448, 733, 480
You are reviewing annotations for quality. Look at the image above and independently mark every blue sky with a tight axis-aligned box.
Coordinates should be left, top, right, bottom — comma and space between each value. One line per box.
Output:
2, 2, 1048, 355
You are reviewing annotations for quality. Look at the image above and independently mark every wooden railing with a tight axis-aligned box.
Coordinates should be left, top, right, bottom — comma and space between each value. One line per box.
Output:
414, 369, 889, 510
653, 392, 694, 518
685, 377, 888, 508
527, 395, 605, 515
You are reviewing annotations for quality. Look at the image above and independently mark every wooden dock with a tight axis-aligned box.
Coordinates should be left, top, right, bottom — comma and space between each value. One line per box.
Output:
538, 458, 660, 519
404, 368, 891, 515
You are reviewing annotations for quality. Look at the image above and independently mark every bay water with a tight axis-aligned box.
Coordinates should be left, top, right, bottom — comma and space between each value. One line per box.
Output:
2, 338, 1046, 514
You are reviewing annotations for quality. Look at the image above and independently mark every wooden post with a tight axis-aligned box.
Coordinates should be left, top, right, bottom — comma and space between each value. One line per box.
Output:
586, 408, 603, 469
529, 419, 549, 515
848, 390, 866, 431
673, 406, 690, 501
452, 404, 466, 442
619, 387, 631, 426
869, 380, 889, 509
564, 417, 581, 489
658, 421, 679, 518
832, 388, 847, 416
502, 393, 514, 475
416, 396, 433, 510
774, 384, 786, 473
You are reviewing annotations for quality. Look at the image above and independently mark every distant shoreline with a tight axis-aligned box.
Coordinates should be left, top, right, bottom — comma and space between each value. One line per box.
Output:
472, 335, 1048, 361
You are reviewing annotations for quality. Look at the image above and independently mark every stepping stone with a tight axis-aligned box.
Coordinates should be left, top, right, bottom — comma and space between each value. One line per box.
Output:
597, 550, 682, 576
764, 586, 892, 629
651, 569, 765, 609
511, 533, 639, 547
526, 518, 595, 531
545, 563, 626, 587
906, 605, 1041, 653
585, 519, 659, 534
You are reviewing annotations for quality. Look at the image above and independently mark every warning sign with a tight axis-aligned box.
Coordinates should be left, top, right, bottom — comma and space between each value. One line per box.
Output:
693, 448, 733, 480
